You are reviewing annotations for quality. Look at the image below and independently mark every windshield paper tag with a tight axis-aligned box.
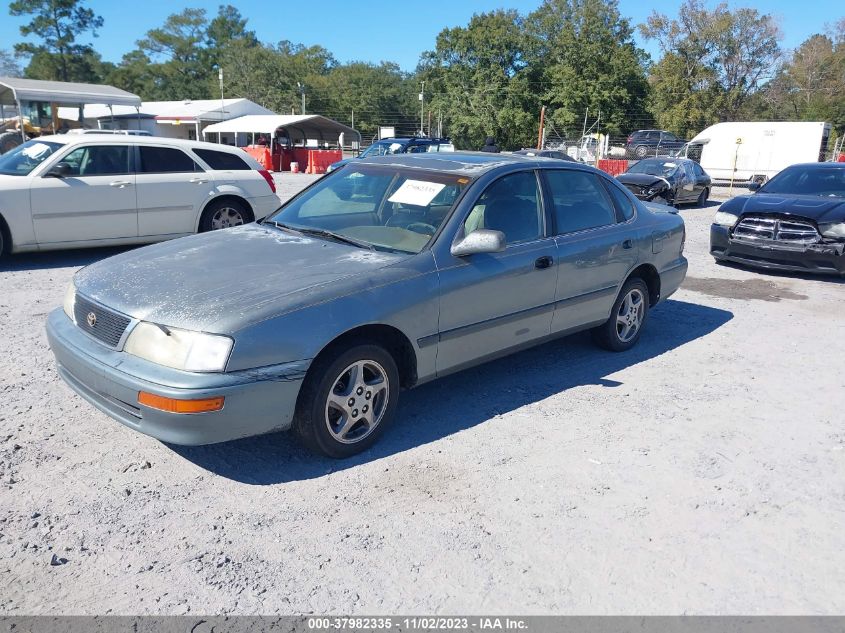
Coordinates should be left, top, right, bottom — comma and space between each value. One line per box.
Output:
21, 142, 51, 159
388, 180, 446, 206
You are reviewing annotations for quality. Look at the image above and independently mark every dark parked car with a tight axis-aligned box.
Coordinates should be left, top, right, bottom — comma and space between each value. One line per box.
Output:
327, 137, 453, 172
617, 157, 711, 207
625, 130, 687, 159
47, 153, 687, 458
711, 162, 845, 276
512, 149, 577, 162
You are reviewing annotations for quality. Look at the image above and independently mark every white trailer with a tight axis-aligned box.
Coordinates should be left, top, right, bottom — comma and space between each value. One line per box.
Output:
680, 121, 831, 183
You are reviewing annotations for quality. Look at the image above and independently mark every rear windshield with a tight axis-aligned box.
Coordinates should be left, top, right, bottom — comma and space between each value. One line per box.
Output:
761, 166, 845, 198
0, 140, 64, 176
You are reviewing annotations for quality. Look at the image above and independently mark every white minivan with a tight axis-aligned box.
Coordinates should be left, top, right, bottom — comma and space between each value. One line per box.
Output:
0, 135, 280, 255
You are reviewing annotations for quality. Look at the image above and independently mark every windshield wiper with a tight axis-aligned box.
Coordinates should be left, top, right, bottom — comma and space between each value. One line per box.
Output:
294, 227, 375, 250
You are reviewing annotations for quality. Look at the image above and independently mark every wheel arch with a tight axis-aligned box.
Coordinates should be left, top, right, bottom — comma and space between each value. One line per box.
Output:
0, 211, 11, 254
308, 324, 418, 390
196, 194, 255, 232
626, 263, 661, 306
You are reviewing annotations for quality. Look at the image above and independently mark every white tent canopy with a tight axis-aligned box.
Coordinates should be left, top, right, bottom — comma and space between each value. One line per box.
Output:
202, 114, 360, 145
0, 77, 141, 107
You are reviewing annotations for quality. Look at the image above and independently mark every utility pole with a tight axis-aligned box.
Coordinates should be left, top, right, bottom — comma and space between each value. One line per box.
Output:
537, 106, 545, 150
297, 82, 305, 115
419, 81, 425, 136
218, 67, 224, 119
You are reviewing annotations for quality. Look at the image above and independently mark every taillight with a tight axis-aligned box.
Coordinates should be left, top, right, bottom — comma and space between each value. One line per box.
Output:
258, 169, 276, 193
627, 136, 633, 144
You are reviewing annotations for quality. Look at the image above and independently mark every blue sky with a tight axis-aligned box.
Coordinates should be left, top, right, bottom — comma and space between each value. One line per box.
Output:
1, 0, 841, 70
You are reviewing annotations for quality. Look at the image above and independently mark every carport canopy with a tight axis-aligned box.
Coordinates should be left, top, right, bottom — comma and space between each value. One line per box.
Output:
0, 77, 141, 107
202, 114, 360, 145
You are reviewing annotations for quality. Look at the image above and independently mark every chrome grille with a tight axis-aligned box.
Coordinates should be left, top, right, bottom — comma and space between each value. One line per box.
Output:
73, 295, 131, 348
733, 215, 820, 245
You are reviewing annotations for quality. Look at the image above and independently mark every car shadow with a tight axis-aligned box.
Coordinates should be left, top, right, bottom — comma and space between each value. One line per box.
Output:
0, 246, 138, 272
715, 259, 845, 285
170, 298, 733, 485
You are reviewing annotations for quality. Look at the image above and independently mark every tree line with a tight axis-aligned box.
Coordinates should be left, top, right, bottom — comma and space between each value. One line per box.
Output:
3, 0, 844, 150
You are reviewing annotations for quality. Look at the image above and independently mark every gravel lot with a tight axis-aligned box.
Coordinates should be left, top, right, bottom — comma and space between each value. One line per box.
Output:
1, 174, 844, 615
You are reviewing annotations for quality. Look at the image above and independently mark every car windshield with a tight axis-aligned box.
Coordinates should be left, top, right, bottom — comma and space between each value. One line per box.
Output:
760, 167, 845, 198
360, 141, 406, 158
266, 166, 470, 254
0, 139, 64, 176
627, 159, 679, 178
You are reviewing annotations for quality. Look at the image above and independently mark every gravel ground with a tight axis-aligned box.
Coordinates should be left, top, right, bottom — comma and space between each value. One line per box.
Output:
1, 174, 844, 615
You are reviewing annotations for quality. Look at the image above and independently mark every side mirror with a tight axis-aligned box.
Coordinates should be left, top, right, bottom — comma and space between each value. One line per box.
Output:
45, 162, 71, 178
748, 181, 761, 192
451, 229, 506, 257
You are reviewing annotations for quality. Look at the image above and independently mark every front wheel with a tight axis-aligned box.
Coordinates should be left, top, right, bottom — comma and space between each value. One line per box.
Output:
592, 278, 650, 352
294, 343, 399, 458
696, 188, 709, 207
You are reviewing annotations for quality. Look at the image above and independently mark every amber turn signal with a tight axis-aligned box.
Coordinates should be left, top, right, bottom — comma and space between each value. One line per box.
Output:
138, 392, 224, 414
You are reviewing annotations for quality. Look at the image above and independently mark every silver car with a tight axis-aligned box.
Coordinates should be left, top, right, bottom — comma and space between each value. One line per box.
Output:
46, 153, 687, 457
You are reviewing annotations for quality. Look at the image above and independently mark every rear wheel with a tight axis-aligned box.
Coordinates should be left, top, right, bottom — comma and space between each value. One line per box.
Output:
198, 198, 252, 233
294, 343, 399, 458
592, 278, 650, 352
0, 131, 22, 155
634, 145, 648, 159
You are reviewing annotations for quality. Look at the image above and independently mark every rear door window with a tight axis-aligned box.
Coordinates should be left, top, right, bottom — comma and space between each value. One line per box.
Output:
193, 148, 252, 170
601, 179, 635, 222
138, 146, 202, 173
544, 170, 617, 234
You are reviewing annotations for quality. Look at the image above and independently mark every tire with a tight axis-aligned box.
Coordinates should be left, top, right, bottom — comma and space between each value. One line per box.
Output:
0, 131, 22, 155
634, 145, 648, 159
198, 198, 252, 233
293, 343, 400, 458
592, 278, 650, 352
696, 188, 709, 207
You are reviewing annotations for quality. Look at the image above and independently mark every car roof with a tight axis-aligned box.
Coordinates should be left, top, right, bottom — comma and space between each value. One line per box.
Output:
356, 151, 594, 177
34, 134, 247, 154
781, 162, 845, 170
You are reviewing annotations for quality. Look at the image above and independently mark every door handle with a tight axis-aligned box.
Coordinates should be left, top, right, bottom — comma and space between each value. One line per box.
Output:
622, 239, 634, 249
534, 255, 554, 270
190, 177, 209, 184
109, 180, 132, 187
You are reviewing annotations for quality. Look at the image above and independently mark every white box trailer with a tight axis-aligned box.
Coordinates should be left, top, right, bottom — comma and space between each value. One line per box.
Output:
680, 121, 831, 183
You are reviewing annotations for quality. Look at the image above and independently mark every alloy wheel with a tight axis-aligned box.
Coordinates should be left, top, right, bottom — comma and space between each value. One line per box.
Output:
616, 288, 646, 343
324, 359, 390, 444
210, 207, 245, 230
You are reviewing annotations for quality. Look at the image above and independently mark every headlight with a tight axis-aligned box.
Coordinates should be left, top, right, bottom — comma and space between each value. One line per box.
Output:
63, 281, 76, 322
713, 211, 739, 227
124, 322, 233, 372
820, 223, 845, 238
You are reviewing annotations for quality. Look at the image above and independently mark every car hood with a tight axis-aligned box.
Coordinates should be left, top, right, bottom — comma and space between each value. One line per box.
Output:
617, 173, 672, 189
73, 224, 410, 333
721, 193, 845, 223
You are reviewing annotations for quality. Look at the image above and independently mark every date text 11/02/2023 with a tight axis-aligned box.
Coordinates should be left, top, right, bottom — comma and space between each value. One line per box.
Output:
307, 617, 529, 630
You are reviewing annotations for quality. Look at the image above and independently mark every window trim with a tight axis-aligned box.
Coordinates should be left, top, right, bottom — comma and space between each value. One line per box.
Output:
133, 144, 205, 174
541, 167, 625, 237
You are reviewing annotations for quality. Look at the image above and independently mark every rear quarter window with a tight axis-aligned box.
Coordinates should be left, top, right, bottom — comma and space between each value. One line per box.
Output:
193, 148, 252, 170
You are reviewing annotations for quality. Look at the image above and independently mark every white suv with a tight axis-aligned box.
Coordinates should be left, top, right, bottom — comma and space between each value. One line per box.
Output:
0, 135, 280, 255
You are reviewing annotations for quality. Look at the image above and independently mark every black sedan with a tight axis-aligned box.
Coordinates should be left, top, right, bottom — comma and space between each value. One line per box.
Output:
617, 157, 711, 207
710, 163, 845, 277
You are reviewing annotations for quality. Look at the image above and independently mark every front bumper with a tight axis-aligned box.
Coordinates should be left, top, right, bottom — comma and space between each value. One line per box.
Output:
710, 225, 845, 276
46, 309, 309, 445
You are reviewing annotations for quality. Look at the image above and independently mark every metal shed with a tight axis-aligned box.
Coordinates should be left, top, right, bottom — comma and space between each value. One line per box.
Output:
0, 77, 141, 142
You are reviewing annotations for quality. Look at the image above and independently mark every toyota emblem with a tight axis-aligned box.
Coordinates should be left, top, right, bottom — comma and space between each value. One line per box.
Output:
86, 312, 97, 327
